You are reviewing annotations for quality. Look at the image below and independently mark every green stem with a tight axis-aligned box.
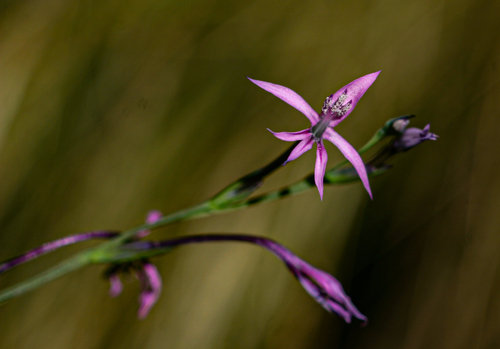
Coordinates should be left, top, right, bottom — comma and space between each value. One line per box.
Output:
0, 119, 397, 304
327, 129, 385, 173
0, 203, 213, 304
108, 201, 212, 247
218, 165, 390, 212
0, 253, 90, 304
215, 129, 392, 212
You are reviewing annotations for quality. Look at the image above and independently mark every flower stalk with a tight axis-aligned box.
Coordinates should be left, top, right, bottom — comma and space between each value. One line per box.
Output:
0, 115, 436, 318
107, 233, 368, 323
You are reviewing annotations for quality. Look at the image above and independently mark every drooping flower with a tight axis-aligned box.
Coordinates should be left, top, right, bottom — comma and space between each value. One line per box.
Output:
248, 72, 380, 199
259, 237, 368, 324
105, 210, 164, 319
139, 234, 367, 324
105, 260, 163, 319
136, 262, 162, 319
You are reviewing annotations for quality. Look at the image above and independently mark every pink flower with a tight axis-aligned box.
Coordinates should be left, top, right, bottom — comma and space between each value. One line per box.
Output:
106, 210, 164, 319
106, 261, 163, 319
136, 262, 162, 319
249, 72, 380, 199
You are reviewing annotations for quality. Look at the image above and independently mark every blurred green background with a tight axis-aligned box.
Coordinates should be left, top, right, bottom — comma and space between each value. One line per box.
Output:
0, 0, 499, 348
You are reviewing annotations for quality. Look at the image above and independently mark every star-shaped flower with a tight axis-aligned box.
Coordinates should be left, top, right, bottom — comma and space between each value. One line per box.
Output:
248, 72, 380, 199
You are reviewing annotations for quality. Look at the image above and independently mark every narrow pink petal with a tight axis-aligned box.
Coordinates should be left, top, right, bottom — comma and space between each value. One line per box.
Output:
143, 264, 162, 293
268, 128, 311, 142
329, 71, 380, 127
297, 275, 322, 299
340, 297, 368, 324
324, 129, 372, 199
138, 292, 158, 320
286, 137, 314, 163
137, 263, 162, 319
248, 77, 319, 124
325, 300, 352, 323
314, 141, 328, 200
108, 274, 123, 297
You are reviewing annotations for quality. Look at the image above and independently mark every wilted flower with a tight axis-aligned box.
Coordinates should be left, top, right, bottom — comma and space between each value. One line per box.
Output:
261, 238, 367, 324
249, 72, 380, 199
105, 260, 163, 319
136, 262, 162, 319
105, 210, 164, 319
138, 234, 367, 324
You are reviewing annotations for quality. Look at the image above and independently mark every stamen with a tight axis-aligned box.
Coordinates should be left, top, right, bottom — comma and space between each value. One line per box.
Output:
314, 90, 351, 139
340, 100, 352, 115
330, 90, 349, 116
321, 96, 332, 114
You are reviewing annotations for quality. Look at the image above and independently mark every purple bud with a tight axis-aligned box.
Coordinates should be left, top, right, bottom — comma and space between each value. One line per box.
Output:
146, 210, 163, 224
392, 124, 438, 152
136, 210, 164, 239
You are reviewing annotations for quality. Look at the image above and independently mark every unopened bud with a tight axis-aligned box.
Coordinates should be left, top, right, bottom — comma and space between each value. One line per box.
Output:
392, 124, 438, 152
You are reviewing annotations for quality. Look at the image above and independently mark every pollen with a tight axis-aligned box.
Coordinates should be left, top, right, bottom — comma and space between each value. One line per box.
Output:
329, 90, 351, 117
322, 96, 332, 114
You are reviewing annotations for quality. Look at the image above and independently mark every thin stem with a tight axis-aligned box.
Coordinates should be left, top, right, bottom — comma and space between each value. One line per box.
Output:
217, 165, 389, 212
0, 122, 392, 304
124, 234, 292, 264
0, 253, 90, 304
93, 143, 300, 248
107, 201, 213, 247
0, 231, 119, 275
120, 233, 368, 324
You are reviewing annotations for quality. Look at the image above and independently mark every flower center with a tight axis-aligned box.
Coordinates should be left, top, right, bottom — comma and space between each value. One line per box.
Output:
311, 90, 352, 140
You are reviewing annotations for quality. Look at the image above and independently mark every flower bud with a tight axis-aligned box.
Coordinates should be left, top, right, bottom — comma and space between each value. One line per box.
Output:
392, 124, 438, 152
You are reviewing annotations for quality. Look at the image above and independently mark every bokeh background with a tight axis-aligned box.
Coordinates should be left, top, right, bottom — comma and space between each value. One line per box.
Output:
0, 0, 499, 348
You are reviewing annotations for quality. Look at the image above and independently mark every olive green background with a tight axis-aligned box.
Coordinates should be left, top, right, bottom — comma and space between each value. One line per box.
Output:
0, 0, 499, 348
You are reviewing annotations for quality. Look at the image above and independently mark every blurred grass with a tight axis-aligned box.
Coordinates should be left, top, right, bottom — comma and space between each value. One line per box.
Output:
0, 0, 499, 348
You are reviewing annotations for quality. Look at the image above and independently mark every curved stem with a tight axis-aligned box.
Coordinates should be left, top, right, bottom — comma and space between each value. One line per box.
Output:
0, 121, 393, 304
130, 234, 289, 260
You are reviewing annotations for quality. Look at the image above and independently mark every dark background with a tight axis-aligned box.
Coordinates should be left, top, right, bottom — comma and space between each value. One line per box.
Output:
0, 0, 499, 348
